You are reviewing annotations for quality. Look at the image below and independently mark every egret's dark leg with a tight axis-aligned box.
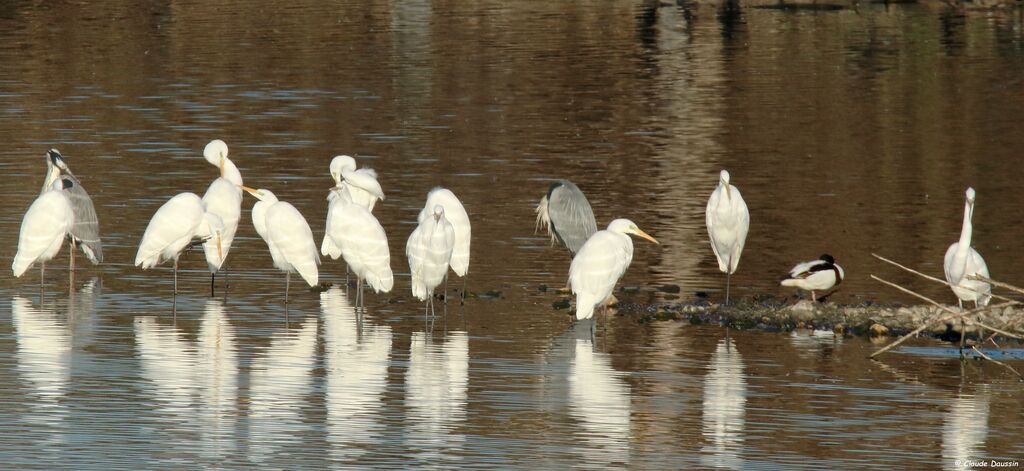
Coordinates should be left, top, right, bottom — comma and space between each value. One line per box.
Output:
461, 277, 467, 305
40, 262, 45, 291
285, 272, 291, 305
69, 239, 75, 284
210, 273, 216, 297
443, 273, 449, 305
173, 258, 178, 295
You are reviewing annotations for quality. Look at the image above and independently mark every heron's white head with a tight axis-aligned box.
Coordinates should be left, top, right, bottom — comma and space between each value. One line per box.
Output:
241, 186, 278, 203
432, 204, 446, 222
965, 187, 977, 221
329, 155, 356, 185
607, 218, 659, 244
965, 187, 976, 204
203, 139, 229, 176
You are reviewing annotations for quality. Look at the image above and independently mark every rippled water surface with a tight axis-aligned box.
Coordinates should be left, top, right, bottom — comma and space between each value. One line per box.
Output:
1, 1, 1023, 469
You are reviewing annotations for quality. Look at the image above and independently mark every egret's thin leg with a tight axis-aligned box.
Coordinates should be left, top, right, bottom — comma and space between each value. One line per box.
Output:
726, 272, 732, 305
210, 273, 216, 297
444, 273, 449, 305
40, 262, 45, 291
461, 277, 467, 305
69, 239, 75, 281
173, 258, 178, 295
346, 266, 350, 295
285, 272, 291, 305
357, 278, 363, 308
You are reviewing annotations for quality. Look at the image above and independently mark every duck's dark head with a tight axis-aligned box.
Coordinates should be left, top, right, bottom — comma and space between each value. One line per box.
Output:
820, 254, 835, 265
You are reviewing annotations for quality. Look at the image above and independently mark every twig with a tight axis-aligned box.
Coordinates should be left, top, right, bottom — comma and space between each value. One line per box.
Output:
871, 275, 1023, 340
868, 275, 1018, 357
872, 253, 1015, 304
967, 274, 1024, 297
971, 346, 1024, 380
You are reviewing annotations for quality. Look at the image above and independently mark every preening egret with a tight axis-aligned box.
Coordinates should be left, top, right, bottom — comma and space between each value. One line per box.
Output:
535, 179, 598, 256
569, 219, 659, 320
322, 188, 394, 307
944, 187, 991, 310
200, 140, 244, 294
328, 155, 384, 212
706, 170, 749, 304
780, 254, 844, 302
12, 178, 73, 285
135, 192, 225, 294
46, 149, 103, 271
243, 187, 319, 303
406, 205, 455, 316
417, 187, 470, 300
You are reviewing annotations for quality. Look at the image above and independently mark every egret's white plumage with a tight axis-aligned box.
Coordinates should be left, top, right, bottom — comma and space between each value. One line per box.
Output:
406, 205, 455, 314
135, 192, 224, 293
328, 155, 384, 212
569, 219, 658, 320
706, 170, 749, 303
322, 189, 394, 301
417, 187, 470, 277
245, 187, 319, 300
535, 180, 598, 255
780, 254, 844, 302
12, 181, 73, 278
200, 140, 243, 274
943, 187, 991, 309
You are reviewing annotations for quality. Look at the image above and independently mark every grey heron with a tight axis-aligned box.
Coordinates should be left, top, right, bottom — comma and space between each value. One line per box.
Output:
569, 219, 658, 320
47, 149, 103, 271
535, 179, 598, 256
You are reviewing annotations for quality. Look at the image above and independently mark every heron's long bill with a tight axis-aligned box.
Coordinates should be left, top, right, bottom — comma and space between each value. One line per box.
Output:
217, 234, 223, 261
241, 185, 258, 196
725, 182, 732, 200
633, 228, 659, 245
219, 157, 225, 178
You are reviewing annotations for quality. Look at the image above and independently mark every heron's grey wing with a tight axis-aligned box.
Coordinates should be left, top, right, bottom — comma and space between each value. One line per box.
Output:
63, 176, 103, 263
548, 180, 598, 255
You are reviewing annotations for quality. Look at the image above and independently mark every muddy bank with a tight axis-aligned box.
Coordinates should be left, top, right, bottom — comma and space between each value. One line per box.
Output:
605, 300, 1024, 341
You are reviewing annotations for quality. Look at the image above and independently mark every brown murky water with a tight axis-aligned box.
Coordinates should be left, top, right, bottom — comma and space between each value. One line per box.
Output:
0, 1, 1022, 468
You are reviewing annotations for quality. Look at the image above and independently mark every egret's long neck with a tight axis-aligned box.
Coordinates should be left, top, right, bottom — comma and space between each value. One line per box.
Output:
957, 201, 973, 256
222, 159, 243, 186
40, 164, 59, 194
251, 201, 270, 240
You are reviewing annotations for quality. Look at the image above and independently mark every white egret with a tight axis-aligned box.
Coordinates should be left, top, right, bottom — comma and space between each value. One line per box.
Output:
243, 187, 319, 303
706, 170, 749, 304
406, 205, 455, 316
322, 188, 394, 307
328, 155, 384, 212
569, 219, 659, 320
12, 179, 73, 286
200, 140, 244, 294
944, 187, 991, 309
46, 149, 103, 271
135, 193, 225, 294
780, 254, 844, 302
535, 179, 598, 256
417, 187, 470, 301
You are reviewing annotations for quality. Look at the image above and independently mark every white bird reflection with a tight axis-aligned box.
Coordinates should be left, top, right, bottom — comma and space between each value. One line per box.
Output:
943, 387, 990, 471
321, 287, 393, 462
248, 316, 319, 463
12, 295, 72, 434
566, 323, 631, 466
701, 337, 747, 469
134, 299, 239, 461
405, 330, 468, 466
